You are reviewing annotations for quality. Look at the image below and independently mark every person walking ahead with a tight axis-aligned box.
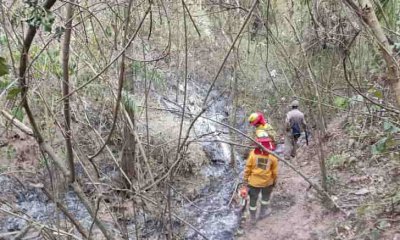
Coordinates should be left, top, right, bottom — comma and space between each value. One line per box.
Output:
243, 139, 278, 223
248, 112, 277, 150
284, 100, 307, 160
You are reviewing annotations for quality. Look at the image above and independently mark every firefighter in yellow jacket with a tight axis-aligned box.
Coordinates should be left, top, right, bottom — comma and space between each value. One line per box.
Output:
243, 141, 278, 223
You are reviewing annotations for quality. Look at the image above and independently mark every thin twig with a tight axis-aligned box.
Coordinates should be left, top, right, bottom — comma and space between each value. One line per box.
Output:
57, 6, 151, 102
182, 0, 201, 37
203, 0, 259, 105
140, 0, 261, 192
0, 208, 81, 240
88, 197, 101, 239
11, 224, 31, 240
136, 193, 209, 240
88, 3, 149, 160
41, 187, 89, 238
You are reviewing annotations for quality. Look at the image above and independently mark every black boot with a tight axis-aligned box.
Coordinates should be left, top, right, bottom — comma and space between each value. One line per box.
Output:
258, 205, 270, 219
249, 210, 257, 224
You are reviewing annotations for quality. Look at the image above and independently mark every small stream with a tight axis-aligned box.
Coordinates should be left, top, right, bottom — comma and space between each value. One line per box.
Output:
178, 90, 284, 239
183, 95, 243, 239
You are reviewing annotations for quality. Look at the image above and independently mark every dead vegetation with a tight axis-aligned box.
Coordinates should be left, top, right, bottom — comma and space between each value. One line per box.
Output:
300, 110, 400, 239
0, 0, 399, 239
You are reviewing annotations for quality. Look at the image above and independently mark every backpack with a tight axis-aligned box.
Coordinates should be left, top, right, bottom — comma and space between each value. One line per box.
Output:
291, 122, 301, 140
254, 137, 276, 155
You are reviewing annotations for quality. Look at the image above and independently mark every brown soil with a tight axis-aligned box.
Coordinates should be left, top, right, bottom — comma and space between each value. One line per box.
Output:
238, 160, 342, 240
0, 127, 39, 170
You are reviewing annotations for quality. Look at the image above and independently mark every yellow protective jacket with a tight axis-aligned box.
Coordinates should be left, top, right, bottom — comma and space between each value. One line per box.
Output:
255, 123, 277, 141
244, 150, 278, 188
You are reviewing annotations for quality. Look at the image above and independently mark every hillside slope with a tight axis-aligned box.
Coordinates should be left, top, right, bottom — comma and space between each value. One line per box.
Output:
239, 115, 400, 240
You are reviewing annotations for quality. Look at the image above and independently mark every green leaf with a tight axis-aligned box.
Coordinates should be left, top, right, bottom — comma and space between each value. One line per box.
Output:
370, 229, 380, 240
395, 42, 400, 51
368, 87, 384, 99
383, 121, 400, 133
54, 26, 65, 40
0, 34, 8, 45
42, 12, 55, 33
122, 91, 138, 113
373, 89, 383, 99
105, 26, 113, 37
334, 96, 349, 108
378, 220, 391, 229
7, 87, 22, 100
371, 137, 388, 155
0, 57, 9, 77
0, 80, 10, 89
11, 107, 24, 122
43, 22, 52, 32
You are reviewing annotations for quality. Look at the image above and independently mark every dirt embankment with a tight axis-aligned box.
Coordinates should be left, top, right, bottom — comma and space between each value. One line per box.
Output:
239, 115, 400, 240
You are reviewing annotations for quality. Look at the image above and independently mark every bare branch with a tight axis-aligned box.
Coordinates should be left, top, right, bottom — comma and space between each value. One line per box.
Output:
57, 6, 151, 102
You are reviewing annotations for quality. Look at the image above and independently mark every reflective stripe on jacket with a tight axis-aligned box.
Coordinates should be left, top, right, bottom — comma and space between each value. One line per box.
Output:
255, 123, 277, 141
244, 150, 278, 188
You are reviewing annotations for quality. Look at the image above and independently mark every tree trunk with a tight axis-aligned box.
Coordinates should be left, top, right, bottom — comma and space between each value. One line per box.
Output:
359, 0, 400, 105
121, 120, 136, 183
121, 35, 136, 183
350, 0, 400, 106
229, 63, 238, 169
317, 122, 328, 192
62, 0, 75, 183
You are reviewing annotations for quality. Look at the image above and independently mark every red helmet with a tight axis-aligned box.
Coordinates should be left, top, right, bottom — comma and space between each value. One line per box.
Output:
248, 112, 266, 126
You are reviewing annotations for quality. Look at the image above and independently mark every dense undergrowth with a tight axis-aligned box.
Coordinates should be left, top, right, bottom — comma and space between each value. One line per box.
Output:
300, 105, 400, 239
328, 114, 399, 239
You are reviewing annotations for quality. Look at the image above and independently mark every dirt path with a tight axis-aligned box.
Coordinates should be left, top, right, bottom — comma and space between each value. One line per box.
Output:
238, 145, 343, 240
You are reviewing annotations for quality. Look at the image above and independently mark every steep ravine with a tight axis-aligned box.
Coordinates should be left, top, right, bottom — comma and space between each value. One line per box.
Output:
0, 83, 254, 239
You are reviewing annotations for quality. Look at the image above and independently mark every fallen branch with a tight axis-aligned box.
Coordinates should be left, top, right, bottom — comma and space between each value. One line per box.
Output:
0, 207, 82, 240
192, 139, 253, 148
0, 232, 18, 239
1, 110, 33, 136
11, 224, 31, 240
